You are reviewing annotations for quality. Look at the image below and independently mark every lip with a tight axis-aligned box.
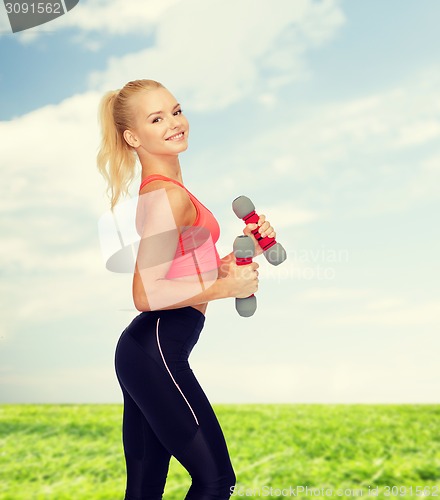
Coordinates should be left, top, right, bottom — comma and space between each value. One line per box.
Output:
165, 131, 185, 141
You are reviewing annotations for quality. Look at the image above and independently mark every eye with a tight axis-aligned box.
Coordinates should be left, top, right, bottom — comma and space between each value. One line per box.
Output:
152, 117, 161, 123
174, 109, 182, 116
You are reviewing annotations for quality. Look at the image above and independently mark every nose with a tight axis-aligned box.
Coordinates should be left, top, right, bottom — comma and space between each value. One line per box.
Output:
169, 114, 180, 129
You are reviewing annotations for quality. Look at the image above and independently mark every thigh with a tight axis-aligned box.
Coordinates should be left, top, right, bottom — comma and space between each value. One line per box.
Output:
118, 380, 172, 495
115, 331, 201, 458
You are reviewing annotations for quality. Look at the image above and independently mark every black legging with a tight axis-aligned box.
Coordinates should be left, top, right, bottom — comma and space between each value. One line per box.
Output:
114, 306, 236, 499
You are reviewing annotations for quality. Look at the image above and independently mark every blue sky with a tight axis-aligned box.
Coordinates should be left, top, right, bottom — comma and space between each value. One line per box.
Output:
1, 0, 439, 404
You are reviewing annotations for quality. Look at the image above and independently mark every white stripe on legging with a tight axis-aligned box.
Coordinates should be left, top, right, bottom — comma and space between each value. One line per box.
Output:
155, 317, 200, 426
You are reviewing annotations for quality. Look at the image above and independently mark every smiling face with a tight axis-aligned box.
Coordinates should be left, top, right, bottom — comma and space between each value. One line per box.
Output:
123, 87, 189, 158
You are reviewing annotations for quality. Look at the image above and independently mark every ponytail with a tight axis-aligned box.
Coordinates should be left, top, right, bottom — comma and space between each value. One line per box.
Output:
96, 89, 136, 211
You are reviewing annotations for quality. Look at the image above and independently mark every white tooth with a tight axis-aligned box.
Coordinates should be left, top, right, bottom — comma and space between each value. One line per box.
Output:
169, 132, 182, 140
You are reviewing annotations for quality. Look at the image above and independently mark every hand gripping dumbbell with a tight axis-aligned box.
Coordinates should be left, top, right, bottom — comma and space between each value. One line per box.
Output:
232, 195, 287, 266
233, 235, 257, 317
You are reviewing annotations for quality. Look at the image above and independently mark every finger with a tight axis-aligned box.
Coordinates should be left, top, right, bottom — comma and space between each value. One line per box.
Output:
258, 221, 270, 235
244, 223, 258, 234
261, 224, 274, 238
258, 214, 266, 225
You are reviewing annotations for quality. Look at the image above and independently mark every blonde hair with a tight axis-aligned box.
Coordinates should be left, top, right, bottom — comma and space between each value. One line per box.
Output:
96, 79, 165, 210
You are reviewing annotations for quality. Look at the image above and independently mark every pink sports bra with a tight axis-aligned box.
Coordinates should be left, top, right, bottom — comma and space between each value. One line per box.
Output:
139, 174, 221, 279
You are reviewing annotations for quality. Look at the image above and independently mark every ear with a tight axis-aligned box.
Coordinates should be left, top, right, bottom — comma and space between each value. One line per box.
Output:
123, 129, 139, 148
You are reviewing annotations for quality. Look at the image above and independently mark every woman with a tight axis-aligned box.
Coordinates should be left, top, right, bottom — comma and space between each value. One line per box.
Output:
97, 79, 276, 500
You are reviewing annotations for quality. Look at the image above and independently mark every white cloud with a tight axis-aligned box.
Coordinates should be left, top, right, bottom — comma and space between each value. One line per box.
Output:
292, 287, 440, 327
6, 0, 182, 42
265, 80, 440, 165
365, 297, 406, 310
0, 2, 10, 33
223, 65, 440, 216
3, 357, 439, 403
259, 201, 323, 227
298, 286, 372, 301
393, 120, 440, 148
87, 0, 345, 111
0, 364, 121, 403
0, 90, 109, 212
63, 0, 181, 34
317, 299, 440, 327
257, 93, 278, 108
4, 0, 346, 57
193, 358, 440, 403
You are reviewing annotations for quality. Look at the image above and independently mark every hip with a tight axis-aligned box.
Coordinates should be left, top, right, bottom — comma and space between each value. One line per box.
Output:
116, 306, 206, 364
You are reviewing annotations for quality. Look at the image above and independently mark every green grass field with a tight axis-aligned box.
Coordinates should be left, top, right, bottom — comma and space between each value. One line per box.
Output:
1, 404, 439, 499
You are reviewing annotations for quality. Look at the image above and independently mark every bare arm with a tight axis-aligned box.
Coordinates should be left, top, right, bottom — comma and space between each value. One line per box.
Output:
132, 184, 257, 312
133, 260, 231, 311
218, 251, 235, 279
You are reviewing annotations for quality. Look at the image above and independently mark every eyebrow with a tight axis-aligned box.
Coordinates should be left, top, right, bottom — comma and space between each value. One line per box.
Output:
147, 103, 180, 118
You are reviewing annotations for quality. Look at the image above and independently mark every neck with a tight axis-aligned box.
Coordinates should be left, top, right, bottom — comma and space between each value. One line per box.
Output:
139, 153, 183, 184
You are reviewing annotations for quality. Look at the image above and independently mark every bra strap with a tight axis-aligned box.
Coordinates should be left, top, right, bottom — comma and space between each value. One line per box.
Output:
139, 174, 184, 192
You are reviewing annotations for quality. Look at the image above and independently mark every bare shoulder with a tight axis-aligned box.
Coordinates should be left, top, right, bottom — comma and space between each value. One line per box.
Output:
139, 179, 196, 228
